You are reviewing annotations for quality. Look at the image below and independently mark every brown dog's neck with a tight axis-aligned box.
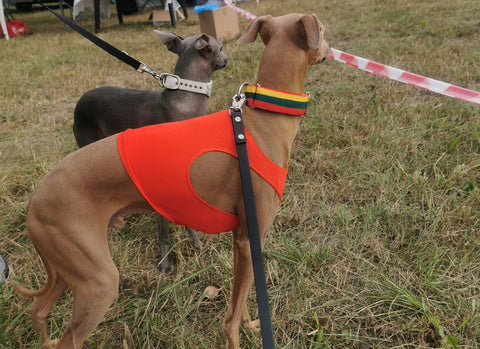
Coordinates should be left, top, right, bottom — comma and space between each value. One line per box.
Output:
243, 106, 302, 169
242, 46, 310, 169
243, 91, 304, 170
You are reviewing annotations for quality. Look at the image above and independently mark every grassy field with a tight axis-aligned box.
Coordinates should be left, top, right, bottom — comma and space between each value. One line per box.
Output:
1, 0, 479, 347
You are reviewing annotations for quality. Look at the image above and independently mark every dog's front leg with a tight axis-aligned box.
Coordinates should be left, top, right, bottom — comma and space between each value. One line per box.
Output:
223, 225, 261, 348
223, 179, 279, 348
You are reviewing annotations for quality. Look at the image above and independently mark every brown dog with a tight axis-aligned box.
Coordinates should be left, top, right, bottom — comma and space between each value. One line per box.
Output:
12, 13, 329, 349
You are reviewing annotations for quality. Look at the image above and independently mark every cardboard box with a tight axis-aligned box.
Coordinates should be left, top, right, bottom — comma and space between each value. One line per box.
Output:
152, 1, 184, 26
198, 6, 239, 41
152, 9, 172, 24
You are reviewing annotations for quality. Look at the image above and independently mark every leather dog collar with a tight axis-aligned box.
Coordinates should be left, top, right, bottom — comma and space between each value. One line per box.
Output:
161, 73, 213, 97
244, 84, 309, 116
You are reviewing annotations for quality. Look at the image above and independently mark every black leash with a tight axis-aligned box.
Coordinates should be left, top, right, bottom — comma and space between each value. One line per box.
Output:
36, 0, 142, 71
35, 1, 209, 91
230, 92, 276, 349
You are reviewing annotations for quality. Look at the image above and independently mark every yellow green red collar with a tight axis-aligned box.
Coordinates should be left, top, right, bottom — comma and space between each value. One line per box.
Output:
244, 84, 309, 116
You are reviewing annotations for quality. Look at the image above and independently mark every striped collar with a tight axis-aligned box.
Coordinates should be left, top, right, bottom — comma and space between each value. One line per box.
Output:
244, 84, 309, 116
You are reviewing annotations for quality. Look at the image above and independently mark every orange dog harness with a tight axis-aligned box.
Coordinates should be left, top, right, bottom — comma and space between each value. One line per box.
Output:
117, 110, 288, 234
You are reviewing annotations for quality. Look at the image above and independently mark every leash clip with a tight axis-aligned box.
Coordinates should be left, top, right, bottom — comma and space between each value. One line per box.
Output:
231, 93, 246, 111
138, 62, 162, 81
230, 83, 248, 111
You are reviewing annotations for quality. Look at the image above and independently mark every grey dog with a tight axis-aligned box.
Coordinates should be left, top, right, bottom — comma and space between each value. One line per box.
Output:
73, 31, 228, 272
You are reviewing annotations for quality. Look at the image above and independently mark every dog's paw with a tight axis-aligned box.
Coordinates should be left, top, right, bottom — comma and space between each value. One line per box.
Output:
158, 260, 172, 274
42, 338, 59, 349
242, 317, 260, 334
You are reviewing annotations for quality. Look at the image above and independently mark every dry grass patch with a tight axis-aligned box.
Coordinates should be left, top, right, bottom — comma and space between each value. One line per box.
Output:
1, 0, 479, 348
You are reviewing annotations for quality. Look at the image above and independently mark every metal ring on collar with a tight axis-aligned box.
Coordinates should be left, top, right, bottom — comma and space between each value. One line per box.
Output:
231, 83, 250, 111
160, 73, 181, 89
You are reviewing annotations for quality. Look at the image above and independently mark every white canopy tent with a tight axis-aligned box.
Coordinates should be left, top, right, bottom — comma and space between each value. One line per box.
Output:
1, 0, 9, 40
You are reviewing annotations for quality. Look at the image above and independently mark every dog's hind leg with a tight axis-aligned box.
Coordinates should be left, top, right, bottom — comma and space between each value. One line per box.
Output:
72, 114, 103, 148
187, 227, 202, 250
157, 214, 172, 273
27, 276, 68, 348
157, 216, 202, 273
54, 248, 119, 349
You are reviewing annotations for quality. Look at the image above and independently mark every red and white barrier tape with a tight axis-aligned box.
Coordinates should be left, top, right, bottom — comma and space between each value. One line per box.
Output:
224, 1, 257, 21
224, 1, 480, 106
329, 48, 480, 105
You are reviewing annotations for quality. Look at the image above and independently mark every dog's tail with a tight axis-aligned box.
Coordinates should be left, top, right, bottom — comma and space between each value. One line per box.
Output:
11, 255, 57, 299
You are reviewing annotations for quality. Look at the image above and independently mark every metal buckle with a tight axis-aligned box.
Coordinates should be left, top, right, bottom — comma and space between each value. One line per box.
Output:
161, 73, 181, 90
138, 62, 162, 83
137, 67, 211, 96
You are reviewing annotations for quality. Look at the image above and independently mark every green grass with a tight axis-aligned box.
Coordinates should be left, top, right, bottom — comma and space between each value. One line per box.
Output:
1, 0, 480, 347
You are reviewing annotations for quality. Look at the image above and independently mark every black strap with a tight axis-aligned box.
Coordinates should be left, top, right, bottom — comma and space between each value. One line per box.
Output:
230, 108, 276, 349
36, 0, 142, 71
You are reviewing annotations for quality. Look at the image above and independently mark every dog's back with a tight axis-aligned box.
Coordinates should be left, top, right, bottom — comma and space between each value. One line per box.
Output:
73, 87, 168, 146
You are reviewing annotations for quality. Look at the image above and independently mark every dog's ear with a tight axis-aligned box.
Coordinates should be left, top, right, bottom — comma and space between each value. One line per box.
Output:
299, 14, 322, 49
237, 15, 274, 45
154, 30, 184, 54
194, 34, 212, 53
